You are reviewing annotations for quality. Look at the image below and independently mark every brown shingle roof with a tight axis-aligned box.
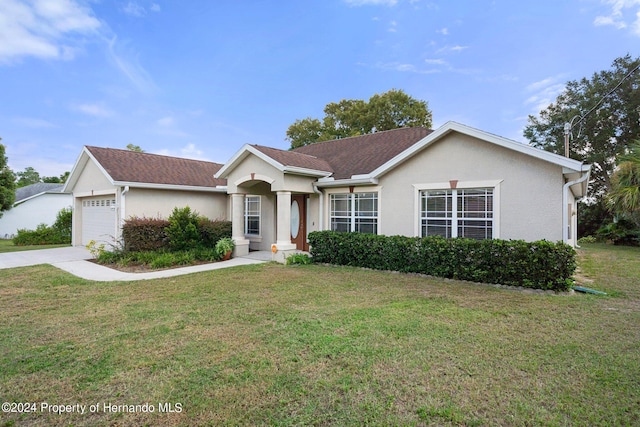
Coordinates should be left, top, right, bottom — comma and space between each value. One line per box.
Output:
251, 145, 333, 174
86, 146, 226, 187
291, 127, 433, 179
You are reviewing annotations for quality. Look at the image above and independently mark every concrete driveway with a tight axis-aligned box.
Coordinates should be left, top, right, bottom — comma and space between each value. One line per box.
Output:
0, 246, 92, 269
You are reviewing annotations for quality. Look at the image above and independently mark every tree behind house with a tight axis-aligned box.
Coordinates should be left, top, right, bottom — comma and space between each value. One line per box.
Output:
286, 89, 433, 149
0, 142, 16, 218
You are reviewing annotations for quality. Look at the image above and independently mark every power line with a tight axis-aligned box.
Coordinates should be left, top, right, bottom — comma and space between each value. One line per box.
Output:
564, 61, 640, 157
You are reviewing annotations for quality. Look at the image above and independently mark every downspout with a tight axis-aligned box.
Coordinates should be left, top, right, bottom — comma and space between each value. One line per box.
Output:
562, 172, 589, 245
312, 183, 324, 232
120, 185, 130, 243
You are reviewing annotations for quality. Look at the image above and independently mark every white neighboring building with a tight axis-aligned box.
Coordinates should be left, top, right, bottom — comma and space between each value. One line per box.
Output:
0, 183, 72, 239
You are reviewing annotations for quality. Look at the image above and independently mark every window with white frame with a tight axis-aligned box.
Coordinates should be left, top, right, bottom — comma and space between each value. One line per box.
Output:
330, 192, 378, 234
421, 188, 493, 239
244, 195, 260, 236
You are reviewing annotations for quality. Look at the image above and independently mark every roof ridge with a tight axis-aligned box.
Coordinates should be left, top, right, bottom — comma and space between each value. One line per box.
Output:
251, 144, 321, 159
86, 146, 223, 166
291, 126, 431, 151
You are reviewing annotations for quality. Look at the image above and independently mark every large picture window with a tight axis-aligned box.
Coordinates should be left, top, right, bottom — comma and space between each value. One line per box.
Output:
330, 192, 378, 234
244, 195, 260, 236
421, 188, 493, 239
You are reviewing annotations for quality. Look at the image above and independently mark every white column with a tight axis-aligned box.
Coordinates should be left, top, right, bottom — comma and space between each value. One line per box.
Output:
276, 191, 296, 250
231, 193, 250, 256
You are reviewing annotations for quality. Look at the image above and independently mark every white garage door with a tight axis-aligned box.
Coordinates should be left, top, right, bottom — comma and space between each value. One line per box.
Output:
81, 197, 117, 246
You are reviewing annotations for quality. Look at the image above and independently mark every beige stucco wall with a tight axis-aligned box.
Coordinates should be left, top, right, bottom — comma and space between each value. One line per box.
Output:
71, 159, 113, 195
374, 133, 565, 242
124, 188, 227, 221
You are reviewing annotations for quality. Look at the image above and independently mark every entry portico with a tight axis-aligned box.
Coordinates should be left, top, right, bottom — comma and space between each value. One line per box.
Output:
215, 144, 333, 262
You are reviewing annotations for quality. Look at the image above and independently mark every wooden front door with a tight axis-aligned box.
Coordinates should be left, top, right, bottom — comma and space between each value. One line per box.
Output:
291, 194, 308, 251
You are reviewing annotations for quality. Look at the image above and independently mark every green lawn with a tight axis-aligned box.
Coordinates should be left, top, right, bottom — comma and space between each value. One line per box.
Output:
0, 239, 69, 253
1, 244, 638, 426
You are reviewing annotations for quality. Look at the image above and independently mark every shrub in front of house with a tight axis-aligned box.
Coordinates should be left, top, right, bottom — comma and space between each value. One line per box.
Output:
308, 231, 576, 292
12, 208, 72, 245
113, 207, 233, 269
198, 217, 233, 248
122, 216, 170, 252
165, 206, 201, 251
122, 209, 232, 252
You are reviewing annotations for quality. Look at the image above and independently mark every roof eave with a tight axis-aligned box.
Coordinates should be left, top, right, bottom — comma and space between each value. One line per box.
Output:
315, 177, 379, 188
283, 166, 333, 177
113, 181, 228, 192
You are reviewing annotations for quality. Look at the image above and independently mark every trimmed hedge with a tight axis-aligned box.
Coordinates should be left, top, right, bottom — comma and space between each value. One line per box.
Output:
122, 217, 169, 252
308, 231, 576, 291
199, 218, 233, 248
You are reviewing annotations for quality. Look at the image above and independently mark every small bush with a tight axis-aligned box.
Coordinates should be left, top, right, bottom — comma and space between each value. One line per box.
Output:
165, 206, 200, 251
214, 237, 235, 260
577, 235, 597, 245
308, 231, 577, 292
286, 253, 312, 265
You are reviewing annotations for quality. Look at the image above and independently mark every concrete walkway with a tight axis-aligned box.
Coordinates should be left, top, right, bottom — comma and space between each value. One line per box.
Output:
0, 246, 270, 281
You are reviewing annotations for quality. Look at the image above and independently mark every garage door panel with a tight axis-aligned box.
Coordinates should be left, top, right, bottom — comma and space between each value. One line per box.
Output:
81, 197, 116, 246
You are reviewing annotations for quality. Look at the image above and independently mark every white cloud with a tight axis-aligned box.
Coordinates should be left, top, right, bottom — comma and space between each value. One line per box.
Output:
524, 75, 567, 113
424, 58, 448, 65
436, 27, 449, 35
634, 8, 640, 34
155, 144, 205, 160
72, 103, 114, 118
0, 0, 101, 63
123, 1, 146, 17
388, 20, 397, 32
106, 36, 157, 94
122, 1, 160, 17
436, 44, 469, 54
594, 0, 640, 36
375, 61, 442, 74
12, 116, 56, 128
343, 0, 398, 6
157, 116, 174, 127
594, 14, 627, 28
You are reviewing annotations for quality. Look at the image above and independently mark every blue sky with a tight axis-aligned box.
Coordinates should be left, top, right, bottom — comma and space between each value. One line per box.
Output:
1, 0, 639, 177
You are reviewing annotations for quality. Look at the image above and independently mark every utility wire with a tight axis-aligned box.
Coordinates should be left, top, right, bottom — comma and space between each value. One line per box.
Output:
568, 62, 640, 135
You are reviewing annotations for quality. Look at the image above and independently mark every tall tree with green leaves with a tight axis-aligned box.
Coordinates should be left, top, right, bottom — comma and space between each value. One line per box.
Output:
126, 144, 144, 152
608, 142, 640, 227
43, 171, 70, 184
16, 166, 41, 188
286, 89, 433, 149
524, 54, 640, 199
0, 141, 16, 217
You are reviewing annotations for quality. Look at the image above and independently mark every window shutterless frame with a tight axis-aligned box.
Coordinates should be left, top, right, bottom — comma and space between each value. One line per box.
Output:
413, 180, 501, 240
329, 192, 378, 234
244, 195, 261, 236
